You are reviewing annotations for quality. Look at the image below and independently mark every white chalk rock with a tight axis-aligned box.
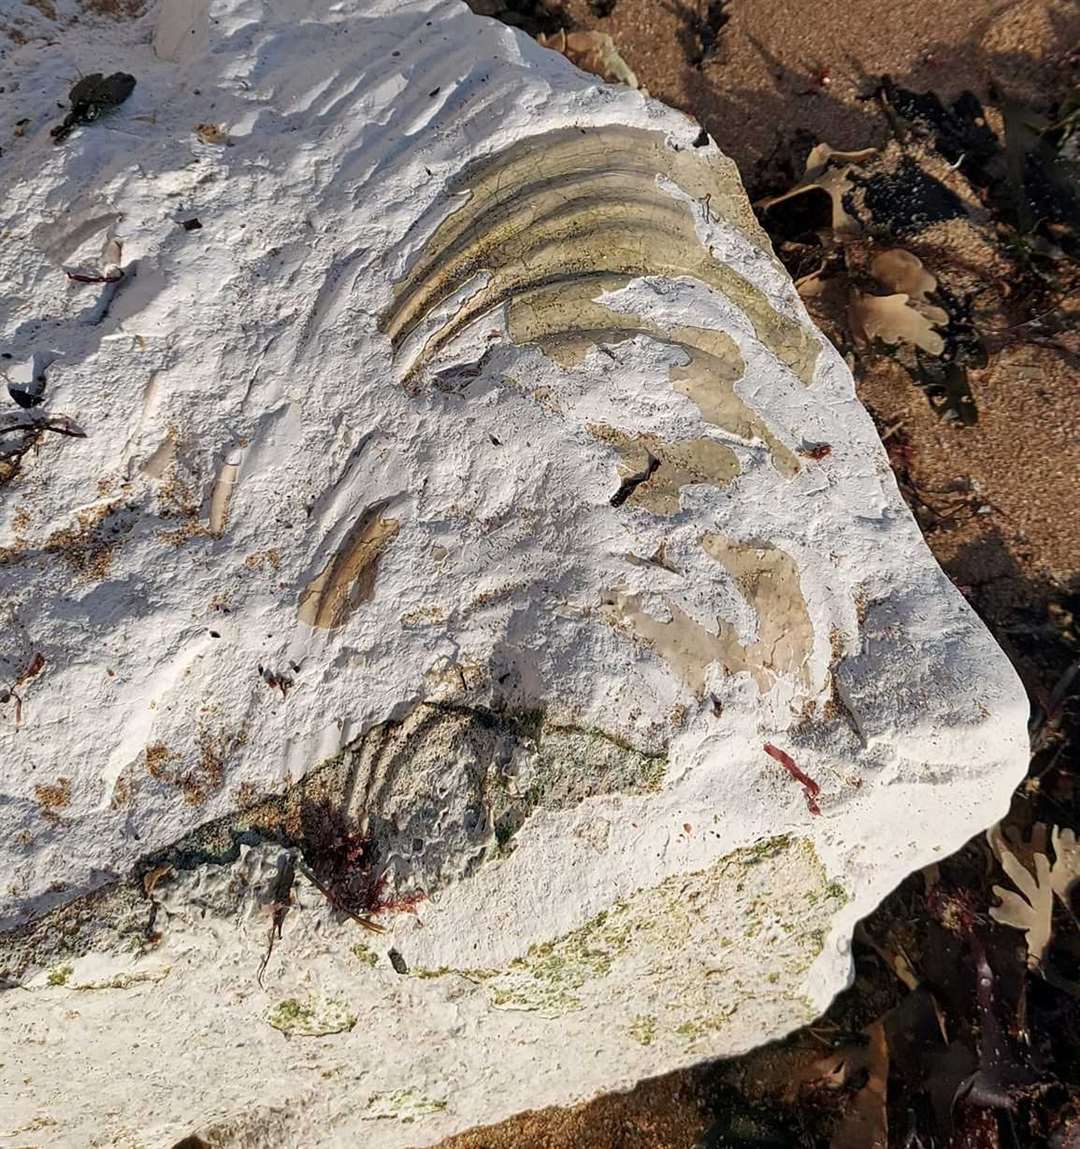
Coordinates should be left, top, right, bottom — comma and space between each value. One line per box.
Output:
152, 0, 209, 62
0, 0, 1027, 1145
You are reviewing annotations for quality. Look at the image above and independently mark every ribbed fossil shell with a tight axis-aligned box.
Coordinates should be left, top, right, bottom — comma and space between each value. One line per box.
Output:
383, 125, 819, 393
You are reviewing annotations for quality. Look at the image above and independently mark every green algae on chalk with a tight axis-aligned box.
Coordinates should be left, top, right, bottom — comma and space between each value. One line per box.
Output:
459, 834, 842, 1021
46, 963, 73, 986
629, 1014, 658, 1045
363, 1089, 449, 1121
266, 995, 357, 1036
674, 1008, 736, 1042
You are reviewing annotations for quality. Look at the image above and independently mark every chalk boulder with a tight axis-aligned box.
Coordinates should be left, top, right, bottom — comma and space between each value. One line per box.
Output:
0, 0, 1027, 1145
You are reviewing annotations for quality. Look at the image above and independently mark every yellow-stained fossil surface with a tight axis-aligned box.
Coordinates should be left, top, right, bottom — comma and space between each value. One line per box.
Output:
504, 281, 801, 476
603, 533, 813, 694
298, 505, 401, 630
382, 124, 820, 389
589, 424, 741, 514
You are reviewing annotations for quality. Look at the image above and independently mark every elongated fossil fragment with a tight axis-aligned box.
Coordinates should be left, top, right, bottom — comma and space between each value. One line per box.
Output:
298, 504, 400, 630
208, 448, 242, 536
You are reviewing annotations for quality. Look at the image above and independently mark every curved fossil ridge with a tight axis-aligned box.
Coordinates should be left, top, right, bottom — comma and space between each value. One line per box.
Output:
381, 125, 820, 391
603, 533, 813, 694
343, 702, 666, 882
298, 503, 400, 630
508, 279, 800, 477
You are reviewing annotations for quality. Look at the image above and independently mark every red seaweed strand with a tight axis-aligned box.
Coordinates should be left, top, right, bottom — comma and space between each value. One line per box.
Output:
763, 742, 822, 815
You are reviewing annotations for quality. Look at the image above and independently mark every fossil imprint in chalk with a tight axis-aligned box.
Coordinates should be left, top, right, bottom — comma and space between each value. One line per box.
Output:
384, 125, 806, 474
379, 124, 816, 689
0, 2, 1028, 1146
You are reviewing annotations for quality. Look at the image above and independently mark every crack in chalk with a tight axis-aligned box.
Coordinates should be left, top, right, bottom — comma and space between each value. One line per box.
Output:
610, 447, 660, 507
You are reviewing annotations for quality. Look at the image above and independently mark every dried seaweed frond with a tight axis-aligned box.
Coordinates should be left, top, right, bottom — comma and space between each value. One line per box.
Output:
987, 822, 1080, 969
850, 290, 948, 355
537, 30, 639, 89
758, 144, 877, 236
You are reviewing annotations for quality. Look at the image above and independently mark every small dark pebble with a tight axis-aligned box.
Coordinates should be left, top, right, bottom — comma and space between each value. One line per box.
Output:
179, 218, 202, 232
8, 377, 46, 409
388, 948, 408, 975
429, 87, 440, 98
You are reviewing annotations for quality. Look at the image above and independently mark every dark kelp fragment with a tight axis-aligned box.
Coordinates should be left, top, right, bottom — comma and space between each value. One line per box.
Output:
51, 73, 136, 144
882, 81, 1080, 255
852, 157, 967, 237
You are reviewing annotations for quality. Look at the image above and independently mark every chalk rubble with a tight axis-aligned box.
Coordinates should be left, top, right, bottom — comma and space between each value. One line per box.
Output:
0, 0, 1027, 1145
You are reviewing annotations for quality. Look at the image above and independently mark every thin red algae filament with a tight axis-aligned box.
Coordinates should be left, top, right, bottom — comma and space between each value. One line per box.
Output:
763, 742, 822, 815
